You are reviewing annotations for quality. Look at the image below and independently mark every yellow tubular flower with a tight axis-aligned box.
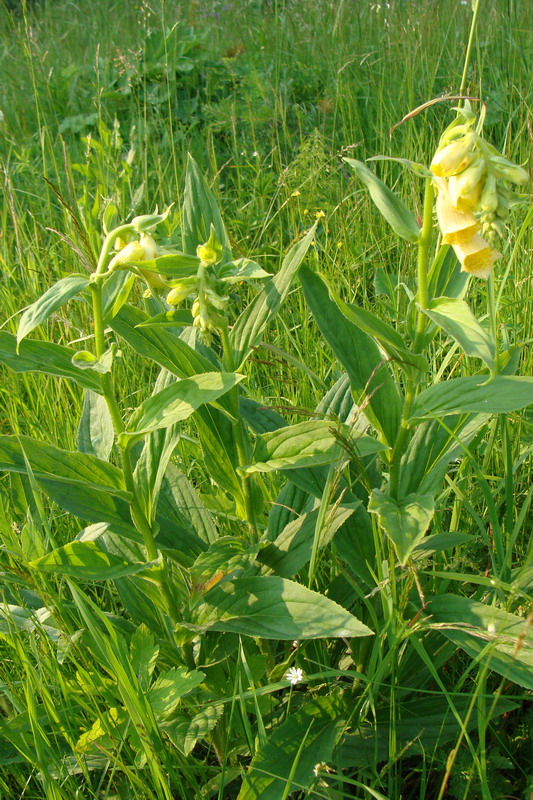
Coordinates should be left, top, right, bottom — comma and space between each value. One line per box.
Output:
448, 158, 486, 210
110, 240, 146, 267
430, 133, 476, 177
436, 184, 481, 245
452, 234, 502, 280
137, 233, 168, 289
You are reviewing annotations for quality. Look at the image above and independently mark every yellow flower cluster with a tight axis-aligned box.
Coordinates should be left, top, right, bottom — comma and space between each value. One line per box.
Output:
109, 233, 168, 289
431, 108, 528, 279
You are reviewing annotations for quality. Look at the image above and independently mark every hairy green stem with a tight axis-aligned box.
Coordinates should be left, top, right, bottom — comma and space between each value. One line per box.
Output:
90, 273, 182, 632
220, 322, 258, 541
94, 223, 134, 276
390, 179, 435, 498
413, 178, 435, 352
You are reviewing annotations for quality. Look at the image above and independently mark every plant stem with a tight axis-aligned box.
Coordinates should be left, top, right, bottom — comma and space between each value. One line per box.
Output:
459, 0, 482, 99
413, 178, 434, 353
390, 179, 435, 498
487, 273, 499, 373
219, 321, 258, 541
89, 274, 181, 630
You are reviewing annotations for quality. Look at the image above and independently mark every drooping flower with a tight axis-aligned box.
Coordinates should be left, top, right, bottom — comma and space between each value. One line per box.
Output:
448, 158, 486, 210
435, 183, 481, 245
451, 235, 502, 280
430, 132, 476, 177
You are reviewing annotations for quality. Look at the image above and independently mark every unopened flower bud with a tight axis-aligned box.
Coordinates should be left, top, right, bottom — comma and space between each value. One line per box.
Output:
109, 240, 146, 268
166, 279, 197, 305
479, 174, 498, 213
196, 225, 223, 265
197, 244, 219, 264
139, 233, 158, 259
131, 204, 173, 233
489, 156, 529, 185
431, 133, 476, 177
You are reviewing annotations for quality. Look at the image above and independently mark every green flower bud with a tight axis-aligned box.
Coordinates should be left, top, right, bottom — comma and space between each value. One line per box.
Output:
489, 156, 529, 185
479, 174, 498, 213
166, 279, 197, 305
196, 225, 223, 265
108, 240, 146, 269
131, 204, 173, 233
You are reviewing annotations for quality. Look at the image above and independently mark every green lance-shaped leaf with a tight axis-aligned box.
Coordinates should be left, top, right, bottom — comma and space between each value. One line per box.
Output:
239, 695, 346, 800
339, 694, 517, 770
0, 331, 104, 393
218, 257, 272, 284
30, 540, 158, 580
17, 274, 89, 347
191, 575, 373, 639
240, 419, 387, 475
166, 704, 224, 757
182, 153, 232, 263
76, 390, 115, 460
344, 158, 420, 243
369, 489, 435, 565
410, 375, 533, 422
135, 252, 200, 277
134, 309, 194, 328
333, 290, 429, 375
0, 435, 127, 496
0, 435, 136, 536
121, 372, 244, 446
300, 266, 402, 446
110, 306, 220, 377
399, 413, 489, 496
421, 297, 496, 370
119, 372, 244, 444
428, 595, 533, 691
229, 223, 318, 369
259, 503, 357, 578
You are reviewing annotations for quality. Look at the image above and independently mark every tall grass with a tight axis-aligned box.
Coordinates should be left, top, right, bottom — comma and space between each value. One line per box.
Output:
0, 1, 532, 798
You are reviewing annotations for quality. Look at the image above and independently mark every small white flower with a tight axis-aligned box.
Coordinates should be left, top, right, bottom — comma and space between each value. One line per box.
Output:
285, 666, 304, 685
487, 622, 496, 635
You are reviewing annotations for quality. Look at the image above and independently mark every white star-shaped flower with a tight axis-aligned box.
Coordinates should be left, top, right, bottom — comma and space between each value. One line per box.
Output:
284, 666, 304, 685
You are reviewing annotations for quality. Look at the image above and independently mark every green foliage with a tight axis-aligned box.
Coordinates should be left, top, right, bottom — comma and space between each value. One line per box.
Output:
1, 0, 532, 798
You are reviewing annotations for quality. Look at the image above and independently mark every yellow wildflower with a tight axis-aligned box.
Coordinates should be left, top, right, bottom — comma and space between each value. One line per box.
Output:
452, 235, 502, 280
436, 184, 480, 245
431, 133, 476, 177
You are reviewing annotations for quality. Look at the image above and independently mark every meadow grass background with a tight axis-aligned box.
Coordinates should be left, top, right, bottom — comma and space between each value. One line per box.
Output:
0, 0, 532, 798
